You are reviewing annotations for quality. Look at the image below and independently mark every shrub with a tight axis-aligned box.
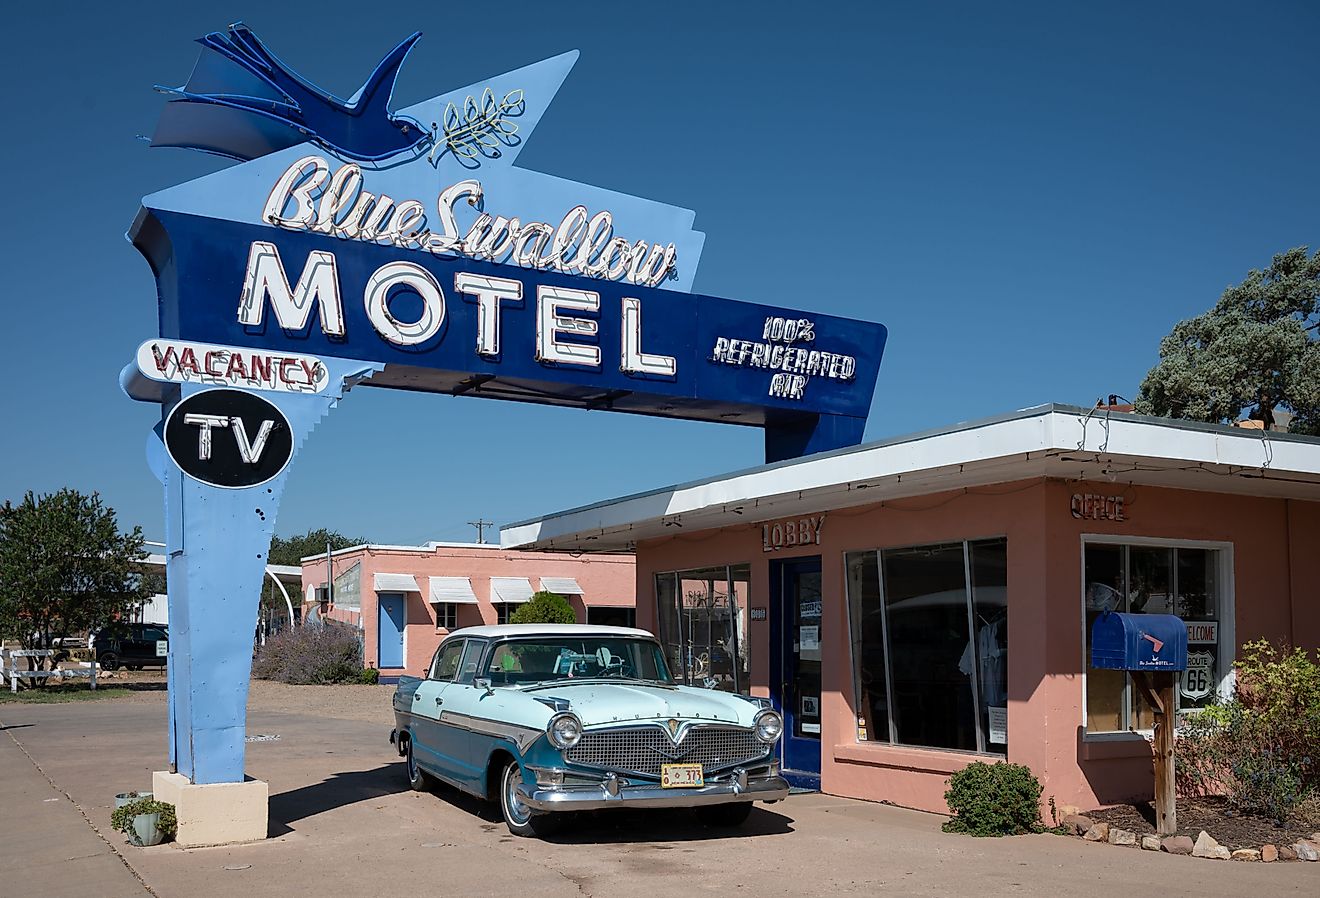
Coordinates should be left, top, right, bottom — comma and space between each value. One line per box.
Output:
1177, 640, 1320, 822
509, 591, 576, 625
111, 798, 177, 839
943, 762, 1046, 836
252, 622, 363, 684
357, 667, 380, 684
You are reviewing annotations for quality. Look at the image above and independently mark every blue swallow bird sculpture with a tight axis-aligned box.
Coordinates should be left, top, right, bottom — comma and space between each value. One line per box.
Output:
151, 23, 428, 162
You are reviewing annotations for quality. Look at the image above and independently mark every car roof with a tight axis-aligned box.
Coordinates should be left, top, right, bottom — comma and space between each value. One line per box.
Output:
444, 623, 656, 640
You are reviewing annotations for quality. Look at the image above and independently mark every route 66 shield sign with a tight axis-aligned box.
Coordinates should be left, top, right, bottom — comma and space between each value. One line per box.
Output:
1181, 650, 1215, 701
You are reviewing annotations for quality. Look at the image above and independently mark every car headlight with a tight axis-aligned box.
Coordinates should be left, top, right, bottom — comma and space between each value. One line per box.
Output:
547, 711, 583, 749
753, 709, 784, 744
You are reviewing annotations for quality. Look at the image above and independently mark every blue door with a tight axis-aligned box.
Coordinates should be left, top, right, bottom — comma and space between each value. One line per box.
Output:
770, 557, 822, 789
378, 593, 406, 669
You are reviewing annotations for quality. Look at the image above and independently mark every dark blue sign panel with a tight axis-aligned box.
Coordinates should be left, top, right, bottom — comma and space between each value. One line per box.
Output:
139, 210, 886, 458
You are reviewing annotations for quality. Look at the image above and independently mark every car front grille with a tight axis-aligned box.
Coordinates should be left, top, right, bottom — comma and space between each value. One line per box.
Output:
565, 724, 768, 778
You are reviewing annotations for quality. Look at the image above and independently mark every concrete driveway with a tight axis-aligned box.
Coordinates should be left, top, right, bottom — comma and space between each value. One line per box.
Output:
2, 690, 1315, 898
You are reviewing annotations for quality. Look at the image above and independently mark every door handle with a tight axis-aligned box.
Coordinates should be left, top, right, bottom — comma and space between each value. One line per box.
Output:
413, 693, 421, 700
435, 697, 443, 706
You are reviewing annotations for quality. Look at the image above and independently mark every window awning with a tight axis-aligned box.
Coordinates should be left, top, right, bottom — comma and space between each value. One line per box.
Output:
539, 577, 584, 595
374, 572, 420, 593
490, 577, 534, 604
429, 577, 479, 605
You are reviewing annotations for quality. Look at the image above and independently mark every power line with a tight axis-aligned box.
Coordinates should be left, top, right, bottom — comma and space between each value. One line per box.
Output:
468, 518, 495, 544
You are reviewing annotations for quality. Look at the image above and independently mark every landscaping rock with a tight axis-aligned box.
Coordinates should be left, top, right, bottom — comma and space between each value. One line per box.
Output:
1140, 835, 1161, 851
1161, 836, 1194, 855
1293, 840, 1320, 862
1231, 849, 1260, 862
1279, 846, 1296, 861
1062, 814, 1094, 836
1108, 828, 1137, 847
1261, 844, 1278, 863
1059, 804, 1082, 819
1192, 831, 1230, 860
1082, 822, 1110, 842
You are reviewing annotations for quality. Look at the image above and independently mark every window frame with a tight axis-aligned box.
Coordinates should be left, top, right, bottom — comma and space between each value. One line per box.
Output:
428, 638, 466, 681
653, 563, 751, 694
435, 602, 458, 631
843, 535, 1009, 758
1079, 534, 1236, 741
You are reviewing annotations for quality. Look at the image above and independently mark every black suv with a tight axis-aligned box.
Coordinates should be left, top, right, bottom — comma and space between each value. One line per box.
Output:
94, 623, 169, 670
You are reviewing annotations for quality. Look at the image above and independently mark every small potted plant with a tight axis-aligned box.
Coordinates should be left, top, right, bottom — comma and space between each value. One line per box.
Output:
111, 797, 177, 846
114, 790, 152, 809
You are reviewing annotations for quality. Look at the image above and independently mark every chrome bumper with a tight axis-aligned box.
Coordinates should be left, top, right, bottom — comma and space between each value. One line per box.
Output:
517, 773, 790, 812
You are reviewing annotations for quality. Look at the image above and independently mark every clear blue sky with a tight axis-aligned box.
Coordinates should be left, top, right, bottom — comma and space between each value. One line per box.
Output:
4, 1, 1319, 545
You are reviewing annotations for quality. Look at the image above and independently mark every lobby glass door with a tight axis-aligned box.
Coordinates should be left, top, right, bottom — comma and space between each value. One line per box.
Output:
771, 556, 822, 788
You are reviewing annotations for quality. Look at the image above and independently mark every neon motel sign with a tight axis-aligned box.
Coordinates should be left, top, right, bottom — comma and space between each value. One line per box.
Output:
121, 25, 888, 790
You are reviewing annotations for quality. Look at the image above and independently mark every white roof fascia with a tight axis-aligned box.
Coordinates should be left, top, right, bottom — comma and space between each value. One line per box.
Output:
502, 405, 1320, 551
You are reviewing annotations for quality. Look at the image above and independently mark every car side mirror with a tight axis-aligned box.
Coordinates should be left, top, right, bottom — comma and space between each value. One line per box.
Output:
475, 677, 495, 696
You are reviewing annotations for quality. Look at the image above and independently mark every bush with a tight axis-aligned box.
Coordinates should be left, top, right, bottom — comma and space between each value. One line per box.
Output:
357, 667, 380, 684
1177, 640, 1320, 822
509, 591, 576, 625
111, 798, 177, 839
943, 762, 1047, 836
252, 623, 363, 684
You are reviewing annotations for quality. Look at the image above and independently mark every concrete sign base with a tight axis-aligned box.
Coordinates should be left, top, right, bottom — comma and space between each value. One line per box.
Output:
153, 771, 269, 846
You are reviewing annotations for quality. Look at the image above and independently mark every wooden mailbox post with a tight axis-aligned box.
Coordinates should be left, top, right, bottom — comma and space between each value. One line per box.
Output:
1091, 612, 1188, 837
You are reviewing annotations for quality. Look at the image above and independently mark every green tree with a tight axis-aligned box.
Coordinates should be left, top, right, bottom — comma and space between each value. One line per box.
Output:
0, 489, 150, 674
266, 528, 368, 566
1135, 247, 1320, 434
264, 528, 368, 610
509, 591, 577, 625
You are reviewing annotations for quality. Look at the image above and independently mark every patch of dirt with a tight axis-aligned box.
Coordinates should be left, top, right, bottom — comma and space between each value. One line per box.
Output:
246, 679, 395, 724
1087, 796, 1318, 850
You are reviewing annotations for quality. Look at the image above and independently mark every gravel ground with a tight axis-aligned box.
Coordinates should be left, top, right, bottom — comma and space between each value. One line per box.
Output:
246, 679, 395, 724
17, 669, 396, 725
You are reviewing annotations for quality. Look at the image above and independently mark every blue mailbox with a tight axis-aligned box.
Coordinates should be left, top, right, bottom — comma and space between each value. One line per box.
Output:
1090, 612, 1187, 672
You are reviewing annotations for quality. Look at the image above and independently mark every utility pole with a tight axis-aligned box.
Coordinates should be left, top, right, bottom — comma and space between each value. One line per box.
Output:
468, 518, 494, 544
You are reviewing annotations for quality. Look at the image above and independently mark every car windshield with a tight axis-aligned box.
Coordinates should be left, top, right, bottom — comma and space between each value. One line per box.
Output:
484, 637, 673, 686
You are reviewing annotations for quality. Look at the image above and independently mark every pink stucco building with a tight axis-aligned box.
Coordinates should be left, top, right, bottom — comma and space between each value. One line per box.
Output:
300, 543, 634, 676
502, 405, 1320, 815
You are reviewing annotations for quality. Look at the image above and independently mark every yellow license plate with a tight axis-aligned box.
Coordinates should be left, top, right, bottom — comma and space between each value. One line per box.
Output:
661, 763, 704, 788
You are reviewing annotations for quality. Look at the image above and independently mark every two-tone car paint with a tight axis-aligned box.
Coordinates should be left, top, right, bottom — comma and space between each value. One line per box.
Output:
391, 625, 782, 807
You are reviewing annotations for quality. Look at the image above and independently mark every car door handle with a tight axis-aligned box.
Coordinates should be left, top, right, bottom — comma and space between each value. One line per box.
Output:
435, 697, 443, 706
413, 694, 421, 700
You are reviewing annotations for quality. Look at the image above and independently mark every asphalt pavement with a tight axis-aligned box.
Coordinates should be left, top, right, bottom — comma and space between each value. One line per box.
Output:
2, 693, 1315, 897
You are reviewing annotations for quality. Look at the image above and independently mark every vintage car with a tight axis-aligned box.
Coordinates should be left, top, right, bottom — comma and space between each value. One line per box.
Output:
390, 624, 789, 837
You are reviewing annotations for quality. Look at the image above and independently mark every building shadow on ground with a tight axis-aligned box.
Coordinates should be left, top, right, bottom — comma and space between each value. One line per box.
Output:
268, 763, 407, 836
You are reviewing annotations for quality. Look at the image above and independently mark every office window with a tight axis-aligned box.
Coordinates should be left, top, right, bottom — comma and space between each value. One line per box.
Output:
846, 539, 1008, 754
1084, 542, 1226, 733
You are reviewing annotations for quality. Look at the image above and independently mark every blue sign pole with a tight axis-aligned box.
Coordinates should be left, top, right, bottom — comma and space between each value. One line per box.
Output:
124, 358, 379, 782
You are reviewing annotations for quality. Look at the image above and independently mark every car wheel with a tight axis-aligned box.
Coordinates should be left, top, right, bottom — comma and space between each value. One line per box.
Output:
695, 802, 754, 828
404, 737, 432, 792
98, 652, 119, 671
499, 761, 557, 838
